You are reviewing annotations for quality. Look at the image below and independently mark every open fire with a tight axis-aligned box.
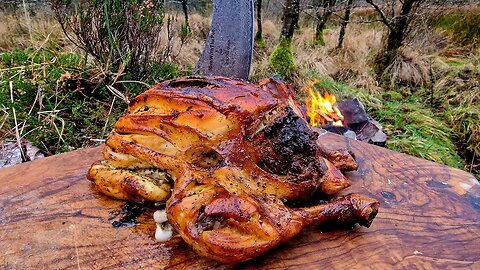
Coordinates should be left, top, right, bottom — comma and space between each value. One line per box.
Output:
305, 80, 344, 127
304, 80, 387, 146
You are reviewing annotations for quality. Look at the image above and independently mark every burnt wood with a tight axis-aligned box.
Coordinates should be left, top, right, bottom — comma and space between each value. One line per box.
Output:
0, 132, 479, 269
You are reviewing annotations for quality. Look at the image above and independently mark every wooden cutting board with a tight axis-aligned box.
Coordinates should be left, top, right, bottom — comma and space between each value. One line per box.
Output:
1, 132, 479, 269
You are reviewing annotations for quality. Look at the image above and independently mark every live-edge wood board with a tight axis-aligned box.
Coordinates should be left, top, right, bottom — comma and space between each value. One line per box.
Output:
1, 132, 479, 269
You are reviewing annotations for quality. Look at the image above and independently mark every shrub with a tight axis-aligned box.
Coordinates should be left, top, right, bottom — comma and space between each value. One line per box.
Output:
51, 0, 168, 80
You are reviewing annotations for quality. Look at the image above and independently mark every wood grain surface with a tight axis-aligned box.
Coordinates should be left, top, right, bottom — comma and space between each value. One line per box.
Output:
0, 132, 479, 269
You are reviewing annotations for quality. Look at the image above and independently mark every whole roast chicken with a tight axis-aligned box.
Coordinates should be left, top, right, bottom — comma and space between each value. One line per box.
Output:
87, 76, 379, 264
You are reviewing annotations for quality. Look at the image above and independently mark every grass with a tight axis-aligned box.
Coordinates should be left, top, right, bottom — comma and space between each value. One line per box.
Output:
446, 105, 480, 157
0, 48, 127, 154
431, 7, 480, 49
375, 97, 464, 168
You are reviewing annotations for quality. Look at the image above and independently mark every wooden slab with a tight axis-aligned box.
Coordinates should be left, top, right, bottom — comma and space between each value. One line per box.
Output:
0, 132, 479, 269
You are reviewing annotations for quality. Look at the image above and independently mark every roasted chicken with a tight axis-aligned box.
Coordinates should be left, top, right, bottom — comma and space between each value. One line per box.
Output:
87, 76, 379, 264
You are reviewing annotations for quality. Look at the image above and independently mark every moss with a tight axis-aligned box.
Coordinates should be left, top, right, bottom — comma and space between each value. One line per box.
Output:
269, 37, 296, 78
180, 21, 191, 40
313, 31, 325, 46
254, 31, 266, 49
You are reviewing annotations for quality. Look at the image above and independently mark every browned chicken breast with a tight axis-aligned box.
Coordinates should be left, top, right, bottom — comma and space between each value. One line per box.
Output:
87, 76, 379, 264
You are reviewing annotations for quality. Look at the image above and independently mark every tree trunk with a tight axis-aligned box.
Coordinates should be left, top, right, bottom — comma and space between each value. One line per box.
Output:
181, 0, 190, 30
377, 0, 417, 74
315, 8, 332, 45
255, 0, 263, 41
336, 0, 354, 49
281, 0, 300, 40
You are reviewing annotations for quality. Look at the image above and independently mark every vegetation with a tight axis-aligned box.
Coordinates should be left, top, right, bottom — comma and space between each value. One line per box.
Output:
1, 1, 479, 178
51, 0, 169, 80
269, 37, 296, 78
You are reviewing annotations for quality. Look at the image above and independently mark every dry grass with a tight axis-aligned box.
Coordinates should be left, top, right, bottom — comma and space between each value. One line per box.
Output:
250, 19, 384, 94
386, 48, 432, 88
1, 8, 479, 175
0, 10, 71, 52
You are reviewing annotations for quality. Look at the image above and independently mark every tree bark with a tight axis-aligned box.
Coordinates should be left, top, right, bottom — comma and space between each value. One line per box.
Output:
336, 0, 354, 49
315, 8, 332, 44
382, 0, 416, 66
314, 0, 336, 45
366, 0, 420, 75
281, 0, 300, 39
181, 0, 189, 29
255, 0, 263, 40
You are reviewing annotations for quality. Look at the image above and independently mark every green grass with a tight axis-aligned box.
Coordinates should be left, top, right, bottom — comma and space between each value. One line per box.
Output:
445, 105, 480, 157
0, 45, 182, 155
374, 97, 464, 168
0, 48, 126, 154
431, 9, 480, 48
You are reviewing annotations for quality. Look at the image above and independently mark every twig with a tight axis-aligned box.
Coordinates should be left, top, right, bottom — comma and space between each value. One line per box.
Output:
0, 59, 57, 72
101, 97, 116, 138
115, 80, 151, 88
470, 152, 476, 173
9, 81, 25, 162
22, 0, 32, 43
106, 85, 129, 104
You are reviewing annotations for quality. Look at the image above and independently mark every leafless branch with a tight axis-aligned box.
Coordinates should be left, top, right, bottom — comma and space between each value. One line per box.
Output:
365, 0, 393, 30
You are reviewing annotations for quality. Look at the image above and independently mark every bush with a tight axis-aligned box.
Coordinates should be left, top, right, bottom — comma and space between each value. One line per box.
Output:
269, 37, 296, 78
51, 0, 168, 80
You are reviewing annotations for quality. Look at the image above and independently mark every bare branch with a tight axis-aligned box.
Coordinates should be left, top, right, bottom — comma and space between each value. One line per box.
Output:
365, 0, 393, 30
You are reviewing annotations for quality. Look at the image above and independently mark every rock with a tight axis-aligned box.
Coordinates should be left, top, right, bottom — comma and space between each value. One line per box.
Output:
337, 98, 368, 126
1, 141, 45, 168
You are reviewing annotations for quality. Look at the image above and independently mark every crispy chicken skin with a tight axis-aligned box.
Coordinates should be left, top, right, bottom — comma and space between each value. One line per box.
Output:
87, 76, 379, 264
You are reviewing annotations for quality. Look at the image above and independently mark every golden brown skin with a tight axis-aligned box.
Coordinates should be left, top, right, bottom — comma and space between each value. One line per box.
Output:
87, 76, 379, 264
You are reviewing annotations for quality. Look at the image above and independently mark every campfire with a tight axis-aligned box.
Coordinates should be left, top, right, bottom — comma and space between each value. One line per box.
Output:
306, 87, 344, 127
304, 81, 387, 146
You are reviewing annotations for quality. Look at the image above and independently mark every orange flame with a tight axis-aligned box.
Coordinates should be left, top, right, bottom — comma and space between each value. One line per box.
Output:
304, 80, 344, 127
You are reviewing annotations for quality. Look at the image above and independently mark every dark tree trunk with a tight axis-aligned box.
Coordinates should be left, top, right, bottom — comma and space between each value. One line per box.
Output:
255, 0, 263, 40
315, 8, 332, 44
368, 0, 419, 75
383, 0, 416, 65
181, 0, 189, 29
281, 0, 300, 39
314, 0, 336, 45
336, 0, 354, 49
